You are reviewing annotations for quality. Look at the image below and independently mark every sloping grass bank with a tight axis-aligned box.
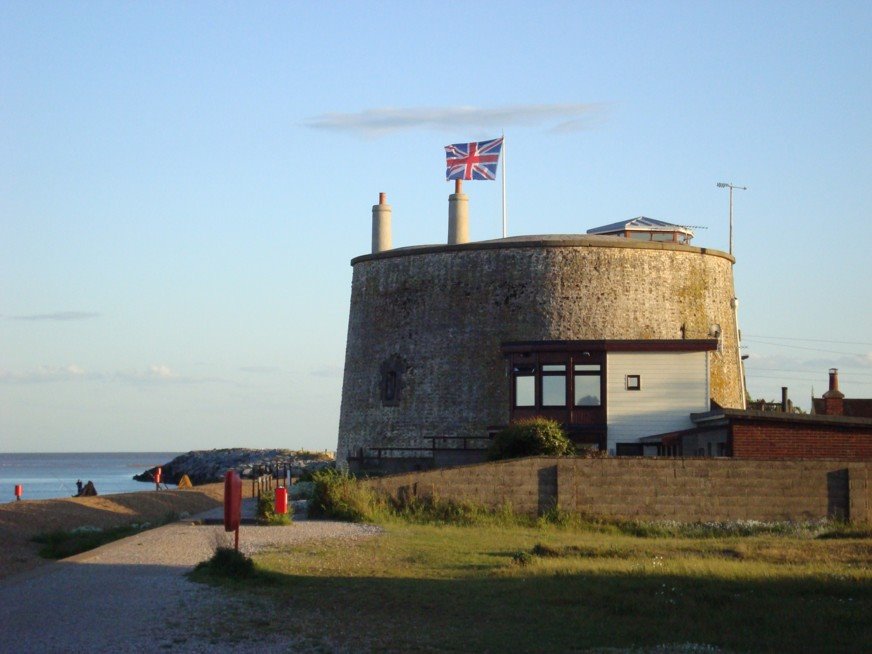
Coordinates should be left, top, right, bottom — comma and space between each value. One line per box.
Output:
0, 484, 226, 579
190, 472, 871, 652
32, 513, 180, 559
251, 522, 870, 652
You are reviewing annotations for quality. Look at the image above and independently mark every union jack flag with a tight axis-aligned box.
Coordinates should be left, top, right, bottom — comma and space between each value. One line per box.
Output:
445, 137, 503, 181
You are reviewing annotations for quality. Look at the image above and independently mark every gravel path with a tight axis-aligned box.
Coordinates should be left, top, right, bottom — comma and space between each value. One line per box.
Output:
0, 508, 382, 653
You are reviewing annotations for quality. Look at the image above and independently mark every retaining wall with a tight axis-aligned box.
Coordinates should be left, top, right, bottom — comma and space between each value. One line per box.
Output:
362, 457, 871, 523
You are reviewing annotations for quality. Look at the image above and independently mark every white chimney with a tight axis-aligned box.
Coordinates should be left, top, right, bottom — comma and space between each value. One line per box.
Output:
448, 179, 469, 245
372, 192, 392, 254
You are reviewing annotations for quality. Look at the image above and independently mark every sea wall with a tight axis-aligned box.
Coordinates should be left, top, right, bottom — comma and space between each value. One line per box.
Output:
362, 456, 872, 523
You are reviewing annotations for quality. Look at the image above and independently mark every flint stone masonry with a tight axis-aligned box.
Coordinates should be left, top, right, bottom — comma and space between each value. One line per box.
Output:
363, 457, 872, 523
338, 235, 741, 463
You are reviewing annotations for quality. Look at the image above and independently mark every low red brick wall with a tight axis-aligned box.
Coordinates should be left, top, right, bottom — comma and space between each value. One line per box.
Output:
731, 420, 872, 459
362, 457, 871, 523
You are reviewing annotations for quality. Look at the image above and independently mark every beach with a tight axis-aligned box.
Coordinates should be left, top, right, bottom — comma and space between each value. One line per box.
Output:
0, 452, 181, 502
0, 483, 227, 580
0, 483, 382, 652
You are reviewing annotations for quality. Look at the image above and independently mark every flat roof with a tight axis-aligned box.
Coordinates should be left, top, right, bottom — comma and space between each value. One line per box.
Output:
352, 234, 733, 265
502, 339, 719, 353
587, 216, 695, 235
691, 409, 872, 429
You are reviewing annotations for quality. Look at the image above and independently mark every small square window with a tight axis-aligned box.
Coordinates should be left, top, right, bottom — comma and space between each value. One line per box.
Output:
626, 375, 641, 391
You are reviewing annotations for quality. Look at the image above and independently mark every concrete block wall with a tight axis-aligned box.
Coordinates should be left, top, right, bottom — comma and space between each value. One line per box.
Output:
848, 465, 869, 524
361, 457, 872, 523
557, 458, 862, 522
364, 458, 553, 516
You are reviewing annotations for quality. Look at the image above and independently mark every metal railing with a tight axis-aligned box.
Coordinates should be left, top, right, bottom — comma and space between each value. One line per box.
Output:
356, 434, 494, 459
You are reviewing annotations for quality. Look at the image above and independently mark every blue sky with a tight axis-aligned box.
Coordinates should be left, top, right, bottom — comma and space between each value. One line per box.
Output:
2, 1, 870, 452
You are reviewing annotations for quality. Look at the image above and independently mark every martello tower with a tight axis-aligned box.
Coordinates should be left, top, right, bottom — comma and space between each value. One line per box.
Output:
337, 191, 743, 469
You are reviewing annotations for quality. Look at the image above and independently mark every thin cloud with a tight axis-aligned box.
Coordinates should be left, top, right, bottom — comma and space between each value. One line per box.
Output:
0, 363, 230, 386
745, 352, 872, 371
115, 365, 195, 385
305, 103, 608, 137
239, 365, 284, 374
116, 365, 230, 386
803, 353, 872, 370
0, 365, 96, 384
310, 365, 343, 379
10, 311, 100, 322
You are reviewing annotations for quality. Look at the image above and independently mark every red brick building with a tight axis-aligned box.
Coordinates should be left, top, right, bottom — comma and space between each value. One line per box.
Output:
811, 368, 872, 419
690, 409, 872, 460
644, 369, 872, 460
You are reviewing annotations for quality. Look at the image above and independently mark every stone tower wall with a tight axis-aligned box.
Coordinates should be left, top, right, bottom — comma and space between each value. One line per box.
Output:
337, 237, 740, 462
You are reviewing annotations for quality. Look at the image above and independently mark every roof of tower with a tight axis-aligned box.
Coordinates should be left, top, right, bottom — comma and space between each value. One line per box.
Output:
351, 233, 732, 265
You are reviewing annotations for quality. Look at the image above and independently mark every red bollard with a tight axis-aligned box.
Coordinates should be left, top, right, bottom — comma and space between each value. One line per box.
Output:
274, 487, 288, 515
224, 470, 242, 551
14, 485, 22, 501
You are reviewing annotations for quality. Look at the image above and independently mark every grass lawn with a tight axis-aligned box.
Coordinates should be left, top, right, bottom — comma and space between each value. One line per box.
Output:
198, 519, 871, 653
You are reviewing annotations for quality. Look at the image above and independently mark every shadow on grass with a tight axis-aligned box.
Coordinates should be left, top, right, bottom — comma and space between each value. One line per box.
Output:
221, 568, 871, 653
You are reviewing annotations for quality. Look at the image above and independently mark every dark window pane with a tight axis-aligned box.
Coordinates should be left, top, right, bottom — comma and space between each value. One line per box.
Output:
616, 443, 643, 456
384, 371, 397, 400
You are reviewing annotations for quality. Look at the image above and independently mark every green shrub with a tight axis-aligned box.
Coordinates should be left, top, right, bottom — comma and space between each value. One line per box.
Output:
193, 547, 255, 579
531, 543, 562, 558
309, 468, 384, 522
257, 493, 275, 519
537, 507, 583, 528
575, 447, 610, 459
489, 417, 575, 460
606, 519, 851, 539
297, 468, 317, 482
389, 495, 519, 527
256, 492, 293, 525
298, 461, 336, 482
511, 550, 533, 566
816, 522, 872, 539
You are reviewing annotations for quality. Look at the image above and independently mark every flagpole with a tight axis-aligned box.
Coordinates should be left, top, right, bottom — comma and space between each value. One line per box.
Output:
501, 132, 507, 238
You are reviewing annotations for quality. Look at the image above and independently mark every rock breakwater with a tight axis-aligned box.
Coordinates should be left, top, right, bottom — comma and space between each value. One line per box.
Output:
134, 448, 334, 486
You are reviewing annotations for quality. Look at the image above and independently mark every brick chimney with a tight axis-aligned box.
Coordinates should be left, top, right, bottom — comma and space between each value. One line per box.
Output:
821, 368, 844, 416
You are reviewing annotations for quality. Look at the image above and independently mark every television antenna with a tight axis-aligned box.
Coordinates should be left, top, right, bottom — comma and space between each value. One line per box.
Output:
717, 182, 747, 256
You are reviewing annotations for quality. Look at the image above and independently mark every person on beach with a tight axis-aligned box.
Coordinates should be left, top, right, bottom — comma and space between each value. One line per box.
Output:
154, 467, 162, 491
75, 479, 83, 496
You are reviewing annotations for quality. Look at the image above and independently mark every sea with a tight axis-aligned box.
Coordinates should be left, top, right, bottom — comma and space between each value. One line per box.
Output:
0, 452, 181, 503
